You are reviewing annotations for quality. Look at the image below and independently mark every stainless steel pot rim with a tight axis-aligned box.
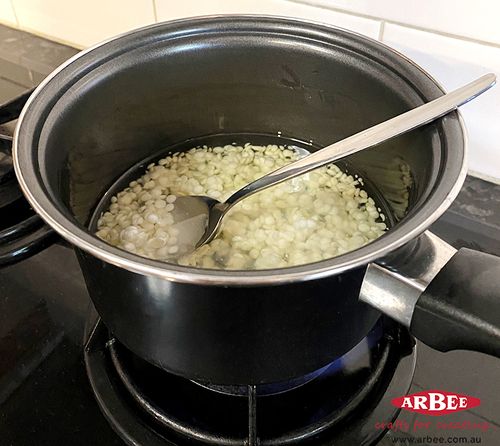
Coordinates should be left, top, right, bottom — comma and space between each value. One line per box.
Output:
13, 15, 468, 286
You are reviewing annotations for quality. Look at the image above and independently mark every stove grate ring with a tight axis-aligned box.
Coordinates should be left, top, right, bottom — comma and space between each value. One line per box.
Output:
108, 335, 391, 446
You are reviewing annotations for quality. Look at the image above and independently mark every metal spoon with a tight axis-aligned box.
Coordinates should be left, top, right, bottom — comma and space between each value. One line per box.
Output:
172, 73, 496, 251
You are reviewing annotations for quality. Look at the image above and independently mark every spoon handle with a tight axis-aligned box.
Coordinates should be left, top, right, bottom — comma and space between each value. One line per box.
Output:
225, 73, 496, 206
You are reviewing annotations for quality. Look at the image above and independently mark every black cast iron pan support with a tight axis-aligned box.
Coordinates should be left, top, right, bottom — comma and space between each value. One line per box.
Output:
0, 89, 56, 267
248, 386, 258, 446
361, 231, 500, 357
0, 88, 36, 125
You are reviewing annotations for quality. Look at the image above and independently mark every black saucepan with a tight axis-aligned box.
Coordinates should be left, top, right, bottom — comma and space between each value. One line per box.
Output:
13, 16, 500, 385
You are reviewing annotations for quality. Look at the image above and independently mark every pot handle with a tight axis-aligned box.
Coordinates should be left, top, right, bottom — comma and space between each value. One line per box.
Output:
411, 248, 500, 357
360, 231, 500, 358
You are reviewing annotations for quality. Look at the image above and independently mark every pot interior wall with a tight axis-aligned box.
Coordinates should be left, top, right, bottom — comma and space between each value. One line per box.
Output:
38, 25, 446, 230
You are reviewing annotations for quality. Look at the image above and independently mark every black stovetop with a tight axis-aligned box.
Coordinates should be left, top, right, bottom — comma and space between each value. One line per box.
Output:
0, 24, 499, 446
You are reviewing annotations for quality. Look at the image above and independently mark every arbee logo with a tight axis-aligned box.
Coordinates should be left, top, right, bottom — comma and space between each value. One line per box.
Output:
392, 390, 481, 416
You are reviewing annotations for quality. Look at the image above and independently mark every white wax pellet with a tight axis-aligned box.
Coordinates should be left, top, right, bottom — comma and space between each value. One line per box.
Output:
97, 143, 387, 270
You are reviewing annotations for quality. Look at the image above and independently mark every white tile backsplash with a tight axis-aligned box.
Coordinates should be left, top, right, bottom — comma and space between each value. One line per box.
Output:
155, 0, 381, 39
291, 0, 500, 45
12, 0, 156, 48
383, 24, 500, 181
0, 0, 17, 26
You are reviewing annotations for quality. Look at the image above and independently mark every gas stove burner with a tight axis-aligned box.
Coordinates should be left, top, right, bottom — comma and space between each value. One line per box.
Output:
191, 323, 385, 398
190, 362, 332, 397
0, 89, 31, 180
0, 135, 42, 249
0, 137, 20, 205
0, 139, 14, 184
84, 316, 416, 446
0, 135, 53, 266
0, 89, 55, 266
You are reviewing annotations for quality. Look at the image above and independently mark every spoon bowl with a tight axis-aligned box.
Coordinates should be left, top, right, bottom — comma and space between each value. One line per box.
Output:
171, 195, 229, 249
